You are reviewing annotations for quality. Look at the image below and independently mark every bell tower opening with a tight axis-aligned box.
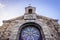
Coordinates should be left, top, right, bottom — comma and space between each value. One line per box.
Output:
28, 9, 32, 14
25, 6, 36, 14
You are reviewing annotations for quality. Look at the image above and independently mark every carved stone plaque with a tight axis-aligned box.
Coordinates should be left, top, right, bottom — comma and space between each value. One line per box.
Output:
24, 14, 36, 20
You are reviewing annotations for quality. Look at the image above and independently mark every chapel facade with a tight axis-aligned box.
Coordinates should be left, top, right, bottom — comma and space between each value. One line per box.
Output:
0, 6, 60, 40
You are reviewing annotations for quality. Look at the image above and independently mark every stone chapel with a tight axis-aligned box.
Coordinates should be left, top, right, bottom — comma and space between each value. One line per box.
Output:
0, 6, 60, 40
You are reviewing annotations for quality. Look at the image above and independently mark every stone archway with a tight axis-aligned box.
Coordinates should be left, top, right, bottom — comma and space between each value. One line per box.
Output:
18, 22, 45, 40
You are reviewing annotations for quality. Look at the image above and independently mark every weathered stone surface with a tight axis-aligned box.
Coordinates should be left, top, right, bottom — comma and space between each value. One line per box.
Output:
0, 6, 60, 40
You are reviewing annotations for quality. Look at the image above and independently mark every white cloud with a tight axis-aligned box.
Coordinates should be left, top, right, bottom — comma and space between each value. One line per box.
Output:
0, 3, 5, 26
0, 3, 5, 9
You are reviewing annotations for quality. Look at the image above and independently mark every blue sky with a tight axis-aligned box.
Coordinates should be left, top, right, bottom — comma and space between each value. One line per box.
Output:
0, 0, 60, 26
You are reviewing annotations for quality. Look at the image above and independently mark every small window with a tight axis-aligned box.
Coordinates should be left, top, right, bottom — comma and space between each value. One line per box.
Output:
28, 9, 32, 14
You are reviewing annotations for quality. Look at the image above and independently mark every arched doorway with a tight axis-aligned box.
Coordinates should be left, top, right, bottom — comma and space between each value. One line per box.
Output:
19, 22, 43, 40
